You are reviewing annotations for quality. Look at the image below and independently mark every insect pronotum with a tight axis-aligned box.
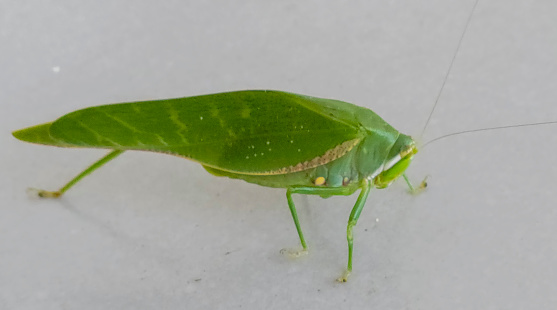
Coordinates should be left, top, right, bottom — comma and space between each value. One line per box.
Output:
11, 0, 554, 282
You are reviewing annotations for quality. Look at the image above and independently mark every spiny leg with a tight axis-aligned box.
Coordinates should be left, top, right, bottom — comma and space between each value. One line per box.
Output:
338, 179, 371, 282
282, 186, 356, 258
29, 150, 124, 198
402, 173, 428, 195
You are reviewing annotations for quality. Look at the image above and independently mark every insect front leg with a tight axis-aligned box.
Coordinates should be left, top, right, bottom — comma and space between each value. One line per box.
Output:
28, 150, 124, 198
402, 173, 428, 195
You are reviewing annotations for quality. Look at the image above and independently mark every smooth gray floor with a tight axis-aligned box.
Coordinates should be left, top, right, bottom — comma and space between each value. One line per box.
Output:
2, 1, 557, 309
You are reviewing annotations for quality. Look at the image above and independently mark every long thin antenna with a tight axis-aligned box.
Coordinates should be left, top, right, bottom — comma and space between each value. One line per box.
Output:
421, 0, 480, 137
421, 121, 557, 149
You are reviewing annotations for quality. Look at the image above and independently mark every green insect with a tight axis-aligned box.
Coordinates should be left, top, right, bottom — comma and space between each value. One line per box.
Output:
12, 90, 426, 282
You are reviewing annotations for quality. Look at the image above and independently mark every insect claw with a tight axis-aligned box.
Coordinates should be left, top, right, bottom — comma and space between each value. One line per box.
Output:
336, 270, 351, 282
26, 188, 62, 199
408, 176, 429, 195
279, 248, 308, 259
420, 176, 429, 189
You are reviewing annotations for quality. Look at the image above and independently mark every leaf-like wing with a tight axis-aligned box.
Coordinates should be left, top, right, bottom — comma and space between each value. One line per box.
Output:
28, 91, 369, 174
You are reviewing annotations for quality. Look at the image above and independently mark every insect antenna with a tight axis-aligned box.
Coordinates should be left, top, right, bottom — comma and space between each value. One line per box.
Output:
419, 0, 557, 150
420, 0, 480, 138
421, 121, 557, 149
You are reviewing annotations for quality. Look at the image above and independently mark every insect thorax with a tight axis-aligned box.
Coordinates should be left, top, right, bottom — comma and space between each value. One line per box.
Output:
313, 131, 417, 189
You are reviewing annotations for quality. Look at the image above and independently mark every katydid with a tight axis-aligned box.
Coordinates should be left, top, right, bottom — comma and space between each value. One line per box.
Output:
15, 0, 556, 282
10, 0, 477, 283
12, 90, 426, 282
11, 66, 555, 282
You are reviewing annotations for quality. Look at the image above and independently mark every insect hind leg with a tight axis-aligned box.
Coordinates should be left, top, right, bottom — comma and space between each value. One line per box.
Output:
28, 150, 124, 198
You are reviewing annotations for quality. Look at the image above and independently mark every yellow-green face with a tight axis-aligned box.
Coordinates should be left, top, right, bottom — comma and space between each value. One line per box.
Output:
373, 136, 417, 189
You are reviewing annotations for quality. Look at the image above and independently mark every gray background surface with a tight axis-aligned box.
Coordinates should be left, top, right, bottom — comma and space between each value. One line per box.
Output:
2, 0, 557, 309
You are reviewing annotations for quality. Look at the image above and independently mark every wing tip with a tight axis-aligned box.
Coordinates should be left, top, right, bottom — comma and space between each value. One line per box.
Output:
12, 122, 62, 146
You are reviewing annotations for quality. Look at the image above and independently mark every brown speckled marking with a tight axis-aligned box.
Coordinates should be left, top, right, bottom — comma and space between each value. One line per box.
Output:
267, 138, 361, 175
165, 138, 360, 176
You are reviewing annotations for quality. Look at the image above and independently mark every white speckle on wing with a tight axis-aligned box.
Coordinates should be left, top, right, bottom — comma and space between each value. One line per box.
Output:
266, 141, 270, 145
290, 140, 294, 143
298, 149, 301, 152
200, 116, 203, 120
